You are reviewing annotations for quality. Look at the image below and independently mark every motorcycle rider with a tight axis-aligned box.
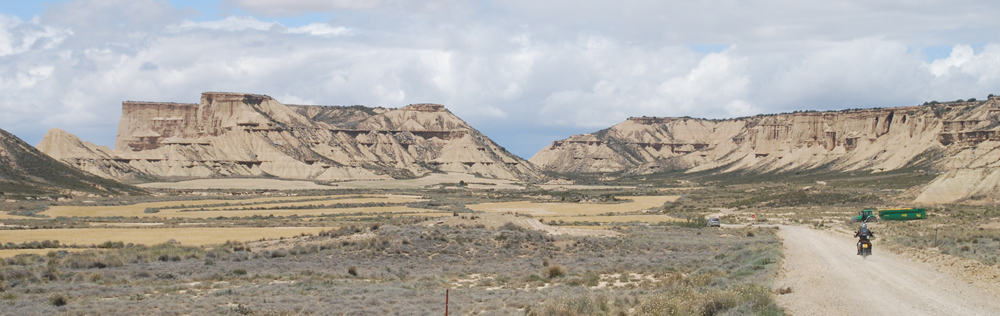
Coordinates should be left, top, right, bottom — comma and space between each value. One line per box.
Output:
854, 223, 874, 255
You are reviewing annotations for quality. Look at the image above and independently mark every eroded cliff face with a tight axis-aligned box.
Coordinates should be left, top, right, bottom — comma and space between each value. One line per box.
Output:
42, 92, 544, 182
530, 97, 1000, 203
1, 128, 141, 195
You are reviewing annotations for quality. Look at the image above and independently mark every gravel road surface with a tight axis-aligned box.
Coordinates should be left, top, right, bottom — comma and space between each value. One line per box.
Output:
775, 225, 1000, 316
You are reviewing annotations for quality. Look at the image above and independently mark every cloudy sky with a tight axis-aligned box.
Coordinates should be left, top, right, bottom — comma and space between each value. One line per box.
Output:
3, 0, 1000, 158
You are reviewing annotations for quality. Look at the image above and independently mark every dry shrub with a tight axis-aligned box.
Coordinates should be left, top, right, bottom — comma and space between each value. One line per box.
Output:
775, 286, 793, 295
545, 265, 566, 279
48, 292, 68, 306
224, 240, 250, 252
527, 292, 615, 316
638, 284, 781, 316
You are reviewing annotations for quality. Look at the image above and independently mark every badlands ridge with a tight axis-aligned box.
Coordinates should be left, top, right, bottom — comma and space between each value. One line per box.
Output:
38, 92, 543, 183
32, 92, 1000, 204
531, 96, 1000, 204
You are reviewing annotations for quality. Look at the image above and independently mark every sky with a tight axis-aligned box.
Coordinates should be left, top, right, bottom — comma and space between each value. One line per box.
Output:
3, 1, 1000, 158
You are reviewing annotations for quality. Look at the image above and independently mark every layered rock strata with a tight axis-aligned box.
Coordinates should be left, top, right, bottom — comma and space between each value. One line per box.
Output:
530, 96, 1000, 203
0, 128, 141, 195
41, 92, 543, 182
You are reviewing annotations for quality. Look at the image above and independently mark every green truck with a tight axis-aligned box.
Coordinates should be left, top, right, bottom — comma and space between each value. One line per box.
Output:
851, 209, 878, 222
852, 208, 927, 222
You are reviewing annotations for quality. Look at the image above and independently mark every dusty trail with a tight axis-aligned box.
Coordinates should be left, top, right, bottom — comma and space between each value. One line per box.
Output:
775, 225, 1000, 316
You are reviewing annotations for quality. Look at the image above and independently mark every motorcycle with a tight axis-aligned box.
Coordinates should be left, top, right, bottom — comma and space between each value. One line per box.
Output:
858, 239, 872, 257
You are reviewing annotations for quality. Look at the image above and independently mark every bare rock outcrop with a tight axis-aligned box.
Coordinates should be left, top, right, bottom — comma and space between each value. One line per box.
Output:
530, 96, 1000, 204
0, 127, 141, 195
41, 92, 544, 182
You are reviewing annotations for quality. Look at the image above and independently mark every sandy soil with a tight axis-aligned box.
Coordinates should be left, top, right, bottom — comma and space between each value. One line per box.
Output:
775, 225, 1000, 315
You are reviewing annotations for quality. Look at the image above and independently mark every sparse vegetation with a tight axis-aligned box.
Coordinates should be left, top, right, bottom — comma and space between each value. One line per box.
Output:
13, 169, 966, 315
880, 205, 1000, 266
0, 188, 783, 315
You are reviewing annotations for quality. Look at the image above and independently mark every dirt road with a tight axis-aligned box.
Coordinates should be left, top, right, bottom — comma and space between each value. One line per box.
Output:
775, 225, 1000, 316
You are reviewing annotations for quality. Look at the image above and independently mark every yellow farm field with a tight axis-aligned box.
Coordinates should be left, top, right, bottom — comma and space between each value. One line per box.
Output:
0, 227, 332, 247
467, 195, 679, 216
46, 206, 438, 219
43, 195, 335, 217
539, 214, 684, 224
42, 195, 424, 218
172, 195, 426, 212
338, 212, 454, 219
161, 206, 439, 219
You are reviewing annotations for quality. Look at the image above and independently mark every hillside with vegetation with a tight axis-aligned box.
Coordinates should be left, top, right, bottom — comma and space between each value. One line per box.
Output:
0, 127, 142, 197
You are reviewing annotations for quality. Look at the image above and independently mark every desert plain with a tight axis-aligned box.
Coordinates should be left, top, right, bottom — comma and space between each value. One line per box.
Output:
2, 169, 999, 315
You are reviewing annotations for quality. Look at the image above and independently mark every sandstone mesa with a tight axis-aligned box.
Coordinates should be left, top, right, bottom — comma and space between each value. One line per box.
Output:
38, 92, 544, 183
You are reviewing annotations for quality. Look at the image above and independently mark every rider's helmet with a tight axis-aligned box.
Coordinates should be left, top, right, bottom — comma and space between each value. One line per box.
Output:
861, 223, 867, 229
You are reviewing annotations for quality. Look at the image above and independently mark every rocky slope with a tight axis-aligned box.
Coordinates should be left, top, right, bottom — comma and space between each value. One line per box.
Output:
530, 97, 1000, 204
0, 128, 142, 196
39, 92, 543, 182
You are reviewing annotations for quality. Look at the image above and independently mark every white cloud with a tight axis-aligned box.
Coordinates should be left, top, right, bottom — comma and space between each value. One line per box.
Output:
749, 38, 929, 110
173, 16, 352, 37
0, 15, 71, 57
928, 45, 975, 77
288, 23, 352, 36
276, 94, 315, 105
15, 65, 54, 89
923, 44, 1000, 88
175, 16, 278, 32
6, 0, 1000, 158
658, 51, 751, 116
224, 0, 380, 16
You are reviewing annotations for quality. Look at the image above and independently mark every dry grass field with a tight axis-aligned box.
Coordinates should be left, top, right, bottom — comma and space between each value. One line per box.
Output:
125, 205, 437, 219
0, 175, 797, 315
339, 212, 454, 219
0, 222, 783, 315
0, 227, 331, 247
169, 195, 425, 212
0, 248, 91, 257
0, 212, 35, 220
42, 195, 331, 217
41, 194, 426, 218
335, 172, 526, 189
539, 214, 685, 224
467, 195, 679, 216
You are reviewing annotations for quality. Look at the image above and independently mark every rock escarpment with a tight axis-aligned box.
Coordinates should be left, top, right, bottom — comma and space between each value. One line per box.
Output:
0, 128, 141, 196
41, 92, 543, 182
530, 96, 1000, 203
